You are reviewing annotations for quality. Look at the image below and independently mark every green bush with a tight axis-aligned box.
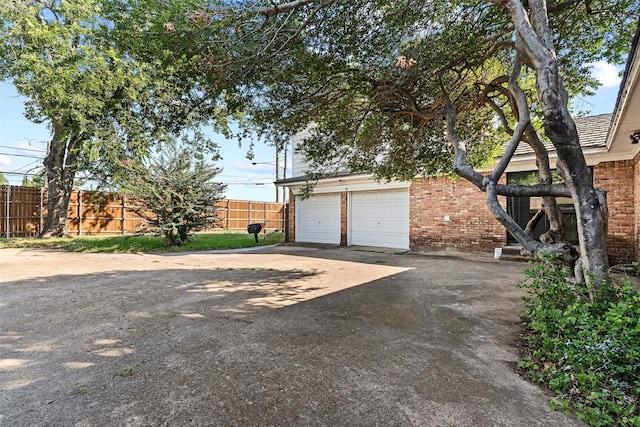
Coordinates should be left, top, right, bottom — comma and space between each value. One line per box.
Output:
517, 257, 640, 426
117, 143, 226, 246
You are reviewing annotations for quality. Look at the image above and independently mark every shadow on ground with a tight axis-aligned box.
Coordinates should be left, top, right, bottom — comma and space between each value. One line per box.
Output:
0, 247, 585, 426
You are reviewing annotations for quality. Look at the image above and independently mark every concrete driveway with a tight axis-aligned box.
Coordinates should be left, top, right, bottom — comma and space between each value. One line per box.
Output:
0, 245, 584, 426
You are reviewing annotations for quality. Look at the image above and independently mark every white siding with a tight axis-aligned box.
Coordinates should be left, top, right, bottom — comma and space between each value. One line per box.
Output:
291, 129, 313, 178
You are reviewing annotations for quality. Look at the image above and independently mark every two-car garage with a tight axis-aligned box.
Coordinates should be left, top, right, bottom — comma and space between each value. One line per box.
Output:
295, 185, 410, 250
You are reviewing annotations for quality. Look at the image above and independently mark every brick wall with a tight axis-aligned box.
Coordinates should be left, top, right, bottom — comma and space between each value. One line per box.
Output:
636, 153, 640, 262
286, 189, 296, 242
594, 160, 636, 263
409, 176, 507, 253
340, 192, 348, 246
287, 161, 640, 262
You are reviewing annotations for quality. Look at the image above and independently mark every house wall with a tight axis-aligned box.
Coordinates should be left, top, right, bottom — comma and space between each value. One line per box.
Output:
409, 176, 507, 252
340, 192, 348, 246
594, 160, 636, 263
286, 189, 296, 243
285, 161, 640, 261
291, 130, 313, 178
635, 153, 640, 262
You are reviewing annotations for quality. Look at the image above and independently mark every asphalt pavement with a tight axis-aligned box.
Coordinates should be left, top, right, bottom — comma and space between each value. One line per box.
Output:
0, 245, 585, 426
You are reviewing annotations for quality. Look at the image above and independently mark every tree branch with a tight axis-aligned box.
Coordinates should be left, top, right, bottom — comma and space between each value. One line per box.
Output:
486, 180, 543, 252
501, 0, 549, 69
488, 58, 529, 183
524, 207, 546, 237
257, 0, 337, 17
494, 183, 570, 197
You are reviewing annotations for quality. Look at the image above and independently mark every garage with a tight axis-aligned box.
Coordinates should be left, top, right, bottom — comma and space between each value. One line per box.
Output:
349, 190, 410, 249
296, 193, 341, 244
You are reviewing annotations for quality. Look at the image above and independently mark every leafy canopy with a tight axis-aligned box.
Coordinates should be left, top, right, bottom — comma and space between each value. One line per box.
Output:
114, 0, 638, 181
0, 0, 224, 188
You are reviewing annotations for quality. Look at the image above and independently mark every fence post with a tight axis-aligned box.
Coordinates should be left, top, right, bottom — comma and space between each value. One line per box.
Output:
40, 187, 44, 235
226, 200, 230, 231
264, 202, 268, 231
122, 196, 126, 234
78, 190, 83, 236
5, 186, 10, 238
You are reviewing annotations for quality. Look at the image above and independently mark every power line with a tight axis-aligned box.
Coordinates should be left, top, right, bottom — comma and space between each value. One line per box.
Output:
10, 158, 42, 172
0, 152, 44, 159
217, 174, 273, 179
0, 170, 42, 177
0, 144, 47, 153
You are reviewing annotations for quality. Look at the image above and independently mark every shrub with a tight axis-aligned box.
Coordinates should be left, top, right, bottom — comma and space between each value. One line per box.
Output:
118, 143, 226, 246
517, 257, 640, 426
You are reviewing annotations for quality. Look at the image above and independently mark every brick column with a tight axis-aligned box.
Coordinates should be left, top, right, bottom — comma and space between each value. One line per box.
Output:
340, 192, 348, 246
286, 190, 296, 242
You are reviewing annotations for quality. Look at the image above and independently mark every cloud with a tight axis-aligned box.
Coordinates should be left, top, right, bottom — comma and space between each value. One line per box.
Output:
0, 154, 11, 167
591, 61, 622, 88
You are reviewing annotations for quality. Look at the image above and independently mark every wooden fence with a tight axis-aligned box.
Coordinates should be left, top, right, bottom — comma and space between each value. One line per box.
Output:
0, 185, 285, 238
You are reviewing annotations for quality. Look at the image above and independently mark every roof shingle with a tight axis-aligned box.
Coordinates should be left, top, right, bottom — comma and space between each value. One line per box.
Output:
511, 113, 612, 157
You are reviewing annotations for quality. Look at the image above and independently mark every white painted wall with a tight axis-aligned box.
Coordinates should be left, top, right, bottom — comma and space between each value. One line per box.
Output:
291, 129, 314, 178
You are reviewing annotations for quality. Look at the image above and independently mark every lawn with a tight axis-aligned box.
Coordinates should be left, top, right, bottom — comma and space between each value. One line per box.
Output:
0, 232, 285, 253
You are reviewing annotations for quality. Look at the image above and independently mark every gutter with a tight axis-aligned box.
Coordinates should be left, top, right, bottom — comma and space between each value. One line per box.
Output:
605, 17, 640, 151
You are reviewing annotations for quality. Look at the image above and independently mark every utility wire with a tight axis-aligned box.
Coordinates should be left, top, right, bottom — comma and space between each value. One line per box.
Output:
0, 170, 42, 176
0, 144, 47, 153
0, 152, 44, 159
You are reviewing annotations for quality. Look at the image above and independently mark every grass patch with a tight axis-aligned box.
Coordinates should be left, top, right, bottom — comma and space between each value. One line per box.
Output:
0, 232, 285, 254
113, 368, 135, 378
71, 386, 87, 395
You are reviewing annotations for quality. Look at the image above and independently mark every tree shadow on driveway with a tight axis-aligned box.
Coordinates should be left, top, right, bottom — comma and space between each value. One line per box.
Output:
0, 248, 585, 427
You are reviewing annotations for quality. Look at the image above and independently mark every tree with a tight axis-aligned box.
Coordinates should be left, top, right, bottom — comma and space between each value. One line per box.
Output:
0, 0, 221, 237
117, 142, 227, 246
21, 170, 45, 188
0, 172, 7, 185
119, 0, 637, 288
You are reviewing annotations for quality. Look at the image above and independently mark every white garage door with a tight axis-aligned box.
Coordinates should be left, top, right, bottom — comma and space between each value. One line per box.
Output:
297, 194, 341, 244
350, 190, 409, 249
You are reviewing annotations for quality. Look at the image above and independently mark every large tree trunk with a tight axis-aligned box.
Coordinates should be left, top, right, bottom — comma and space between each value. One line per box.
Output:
40, 124, 79, 238
508, 0, 610, 285
545, 111, 609, 285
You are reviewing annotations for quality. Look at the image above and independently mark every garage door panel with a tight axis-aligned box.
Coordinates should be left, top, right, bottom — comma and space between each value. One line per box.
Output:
350, 190, 409, 249
297, 194, 341, 245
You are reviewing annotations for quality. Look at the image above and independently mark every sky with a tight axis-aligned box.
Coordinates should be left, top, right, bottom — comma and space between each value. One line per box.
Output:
0, 60, 623, 202
0, 84, 288, 202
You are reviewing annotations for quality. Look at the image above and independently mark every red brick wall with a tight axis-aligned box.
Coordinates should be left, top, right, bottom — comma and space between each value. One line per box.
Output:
636, 154, 640, 262
286, 190, 296, 242
594, 160, 636, 263
340, 192, 348, 246
287, 161, 640, 261
409, 176, 507, 253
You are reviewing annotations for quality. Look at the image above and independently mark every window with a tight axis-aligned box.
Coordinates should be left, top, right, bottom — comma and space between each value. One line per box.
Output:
506, 171, 580, 245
